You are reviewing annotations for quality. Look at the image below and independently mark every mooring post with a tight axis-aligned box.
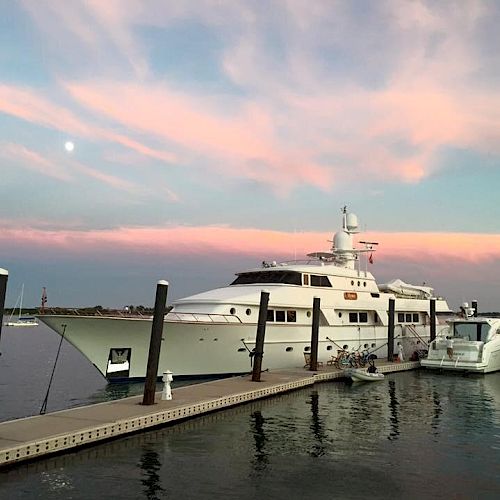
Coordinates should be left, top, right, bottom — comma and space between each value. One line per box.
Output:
0, 268, 8, 347
471, 300, 478, 317
310, 297, 321, 371
387, 298, 395, 362
142, 280, 169, 405
429, 298, 436, 343
252, 290, 269, 382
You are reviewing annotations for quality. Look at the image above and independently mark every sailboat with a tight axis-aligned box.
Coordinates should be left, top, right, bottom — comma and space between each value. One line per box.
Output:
4, 284, 38, 327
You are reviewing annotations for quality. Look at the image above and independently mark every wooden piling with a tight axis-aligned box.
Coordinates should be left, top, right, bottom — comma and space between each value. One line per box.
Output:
309, 297, 321, 371
0, 268, 8, 345
387, 298, 395, 361
142, 280, 169, 405
429, 298, 436, 343
252, 290, 269, 382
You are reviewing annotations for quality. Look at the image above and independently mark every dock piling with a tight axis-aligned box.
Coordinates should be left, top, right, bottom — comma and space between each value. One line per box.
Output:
430, 298, 436, 343
0, 268, 8, 347
387, 298, 395, 362
309, 297, 321, 371
142, 280, 169, 405
252, 290, 269, 382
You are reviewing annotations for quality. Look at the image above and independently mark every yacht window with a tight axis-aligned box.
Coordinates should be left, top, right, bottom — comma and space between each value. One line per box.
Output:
231, 271, 302, 286
306, 311, 311, 317
275, 310, 286, 322
310, 275, 332, 287
267, 310, 274, 322
304, 346, 311, 352
343, 344, 349, 350
412, 313, 419, 323
359, 312, 368, 323
398, 313, 405, 322
303, 274, 309, 286
326, 345, 333, 351
349, 312, 358, 323
405, 313, 412, 322
285, 347, 293, 352
338, 312, 342, 318
371, 293, 380, 298
287, 310, 297, 322
230, 307, 236, 315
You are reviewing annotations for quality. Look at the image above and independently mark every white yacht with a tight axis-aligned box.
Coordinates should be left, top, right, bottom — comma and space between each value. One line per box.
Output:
39, 208, 451, 380
421, 304, 500, 373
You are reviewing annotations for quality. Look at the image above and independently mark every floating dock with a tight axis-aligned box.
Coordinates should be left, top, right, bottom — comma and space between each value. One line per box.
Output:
0, 361, 419, 468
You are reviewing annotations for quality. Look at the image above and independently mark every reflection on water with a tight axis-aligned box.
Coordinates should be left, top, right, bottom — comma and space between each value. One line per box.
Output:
1, 371, 499, 499
250, 411, 268, 472
388, 379, 400, 440
139, 447, 165, 500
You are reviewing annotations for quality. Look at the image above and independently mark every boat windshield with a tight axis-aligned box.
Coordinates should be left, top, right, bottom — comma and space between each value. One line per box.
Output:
453, 322, 490, 342
230, 271, 302, 286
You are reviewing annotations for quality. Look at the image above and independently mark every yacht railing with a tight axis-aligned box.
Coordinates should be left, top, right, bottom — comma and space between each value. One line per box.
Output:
165, 312, 242, 324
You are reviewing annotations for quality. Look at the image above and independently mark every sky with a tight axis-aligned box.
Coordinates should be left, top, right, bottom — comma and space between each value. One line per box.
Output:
1, 0, 500, 311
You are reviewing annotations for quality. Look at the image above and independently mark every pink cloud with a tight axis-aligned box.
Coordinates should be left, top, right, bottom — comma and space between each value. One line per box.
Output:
1, 225, 499, 265
64, 81, 333, 191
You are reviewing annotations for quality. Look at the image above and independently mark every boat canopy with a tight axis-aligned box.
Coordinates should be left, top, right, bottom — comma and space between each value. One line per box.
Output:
379, 279, 434, 299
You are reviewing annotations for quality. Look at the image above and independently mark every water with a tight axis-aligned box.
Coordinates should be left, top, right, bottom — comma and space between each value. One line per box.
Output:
1, 325, 500, 499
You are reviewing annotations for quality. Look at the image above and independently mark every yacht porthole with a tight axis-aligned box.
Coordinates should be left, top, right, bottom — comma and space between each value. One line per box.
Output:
286, 347, 293, 352
363, 282, 367, 287
230, 307, 236, 315
199, 338, 204, 341
237, 348, 246, 352
364, 344, 369, 348
343, 344, 348, 350
351, 280, 354, 285
304, 346, 311, 352
357, 281, 360, 286
338, 312, 342, 318
246, 308, 251, 315
213, 338, 218, 341
326, 345, 333, 351
306, 311, 311, 317
371, 343, 376, 348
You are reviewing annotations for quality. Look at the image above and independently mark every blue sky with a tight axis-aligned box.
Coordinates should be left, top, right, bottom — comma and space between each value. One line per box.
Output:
1, 1, 500, 311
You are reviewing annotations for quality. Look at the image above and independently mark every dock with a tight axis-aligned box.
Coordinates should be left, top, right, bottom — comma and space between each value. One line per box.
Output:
0, 361, 419, 468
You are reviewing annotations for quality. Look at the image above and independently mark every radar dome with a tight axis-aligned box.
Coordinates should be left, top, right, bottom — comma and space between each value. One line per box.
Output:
333, 231, 352, 251
346, 213, 358, 231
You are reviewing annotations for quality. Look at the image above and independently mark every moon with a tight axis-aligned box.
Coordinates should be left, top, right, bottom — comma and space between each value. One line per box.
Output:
64, 141, 75, 152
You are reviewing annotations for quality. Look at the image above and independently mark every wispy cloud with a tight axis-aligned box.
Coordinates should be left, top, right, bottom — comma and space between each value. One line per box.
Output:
0, 142, 72, 181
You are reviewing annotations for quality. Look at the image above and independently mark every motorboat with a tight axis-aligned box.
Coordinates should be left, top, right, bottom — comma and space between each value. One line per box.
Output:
38, 207, 451, 380
346, 368, 385, 382
421, 304, 500, 374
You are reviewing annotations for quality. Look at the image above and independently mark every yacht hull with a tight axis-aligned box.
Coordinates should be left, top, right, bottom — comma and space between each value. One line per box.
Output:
39, 314, 439, 380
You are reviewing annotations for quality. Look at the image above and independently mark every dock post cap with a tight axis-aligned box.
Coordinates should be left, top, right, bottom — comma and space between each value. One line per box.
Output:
0, 268, 8, 275
157, 280, 169, 286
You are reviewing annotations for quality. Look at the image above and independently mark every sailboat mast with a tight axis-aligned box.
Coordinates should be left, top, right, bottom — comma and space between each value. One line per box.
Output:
19, 283, 24, 320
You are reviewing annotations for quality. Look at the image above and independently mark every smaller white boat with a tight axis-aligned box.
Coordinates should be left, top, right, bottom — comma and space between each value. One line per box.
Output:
4, 284, 38, 327
346, 368, 385, 382
421, 303, 500, 374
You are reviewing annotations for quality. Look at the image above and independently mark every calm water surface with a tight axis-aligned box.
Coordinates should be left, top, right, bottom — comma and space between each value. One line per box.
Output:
0, 325, 499, 499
